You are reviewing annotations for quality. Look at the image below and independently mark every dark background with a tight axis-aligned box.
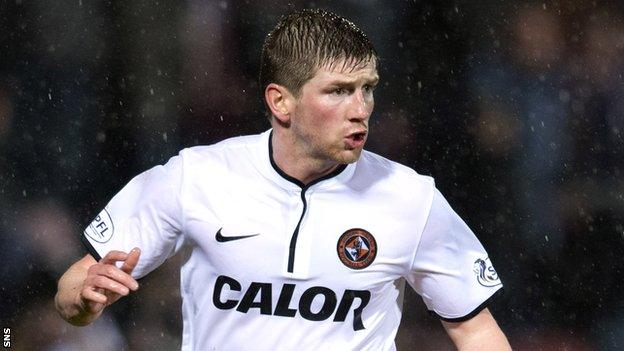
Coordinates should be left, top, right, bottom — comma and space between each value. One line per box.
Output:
1, 1, 623, 350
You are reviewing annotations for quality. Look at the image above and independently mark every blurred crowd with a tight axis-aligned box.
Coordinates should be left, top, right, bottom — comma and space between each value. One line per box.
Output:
1, 1, 623, 350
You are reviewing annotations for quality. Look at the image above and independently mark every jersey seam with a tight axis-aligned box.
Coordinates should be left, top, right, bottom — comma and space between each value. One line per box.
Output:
179, 149, 188, 239
407, 177, 436, 277
431, 286, 504, 322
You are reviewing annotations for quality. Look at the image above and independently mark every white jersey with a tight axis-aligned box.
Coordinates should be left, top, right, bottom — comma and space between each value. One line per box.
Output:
82, 129, 502, 351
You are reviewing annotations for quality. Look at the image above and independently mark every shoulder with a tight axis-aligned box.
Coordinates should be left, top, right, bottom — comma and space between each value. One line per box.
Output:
179, 133, 262, 162
347, 150, 436, 211
356, 149, 435, 188
167, 132, 266, 185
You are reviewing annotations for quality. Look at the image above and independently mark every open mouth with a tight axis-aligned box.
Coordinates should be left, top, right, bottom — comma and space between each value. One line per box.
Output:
351, 131, 366, 141
345, 130, 368, 149
348, 131, 367, 141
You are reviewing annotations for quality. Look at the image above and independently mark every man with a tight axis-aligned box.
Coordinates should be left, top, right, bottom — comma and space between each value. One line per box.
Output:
55, 9, 511, 350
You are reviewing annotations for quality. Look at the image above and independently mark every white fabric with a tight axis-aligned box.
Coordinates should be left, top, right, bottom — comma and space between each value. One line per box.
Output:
82, 129, 502, 351
408, 189, 502, 319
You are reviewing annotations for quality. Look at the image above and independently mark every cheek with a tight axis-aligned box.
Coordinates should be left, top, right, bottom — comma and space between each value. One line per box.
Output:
305, 99, 343, 126
365, 95, 375, 114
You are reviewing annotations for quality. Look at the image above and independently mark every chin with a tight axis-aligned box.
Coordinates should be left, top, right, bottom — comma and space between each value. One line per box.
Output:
334, 148, 363, 164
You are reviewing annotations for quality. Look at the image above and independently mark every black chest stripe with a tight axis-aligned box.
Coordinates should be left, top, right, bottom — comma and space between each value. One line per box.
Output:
287, 190, 308, 272
268, 132, 347, 273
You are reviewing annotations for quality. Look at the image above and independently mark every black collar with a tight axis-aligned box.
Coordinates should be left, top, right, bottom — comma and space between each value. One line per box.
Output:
268, 131, 347, 189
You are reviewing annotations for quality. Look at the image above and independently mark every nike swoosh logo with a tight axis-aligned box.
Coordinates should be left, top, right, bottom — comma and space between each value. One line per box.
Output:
215, 228, 260, 242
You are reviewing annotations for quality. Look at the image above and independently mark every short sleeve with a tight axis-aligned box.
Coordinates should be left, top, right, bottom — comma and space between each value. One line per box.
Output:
81, 153, 185, 279
406, 188, 503, 322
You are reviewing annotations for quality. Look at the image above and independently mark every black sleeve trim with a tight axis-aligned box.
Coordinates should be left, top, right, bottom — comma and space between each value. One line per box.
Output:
80, 234, 102, 261
429, 288, 504, 323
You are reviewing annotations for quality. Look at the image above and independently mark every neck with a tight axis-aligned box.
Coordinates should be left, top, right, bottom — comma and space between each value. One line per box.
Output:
270, 129, 340, 186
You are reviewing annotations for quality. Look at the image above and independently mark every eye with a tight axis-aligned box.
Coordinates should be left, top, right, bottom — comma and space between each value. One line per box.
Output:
331, 88, 347, 95
363, 84, 376, 93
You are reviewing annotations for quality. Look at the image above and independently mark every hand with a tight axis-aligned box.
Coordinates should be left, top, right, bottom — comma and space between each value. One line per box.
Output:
79, 248, 141, 316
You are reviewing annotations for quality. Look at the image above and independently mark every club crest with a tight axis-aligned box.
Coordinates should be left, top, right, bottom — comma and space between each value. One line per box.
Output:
337, 228, 377, 270
473, 257, 502, 287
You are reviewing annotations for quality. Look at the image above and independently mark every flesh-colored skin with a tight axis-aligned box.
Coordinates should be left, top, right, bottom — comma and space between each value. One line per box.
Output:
443, 308, 512, 351
55, 249, 140, 326
267, 59, 378, 185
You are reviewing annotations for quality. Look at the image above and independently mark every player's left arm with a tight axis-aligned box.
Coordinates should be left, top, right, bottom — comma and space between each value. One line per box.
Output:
441, 308, 511, 351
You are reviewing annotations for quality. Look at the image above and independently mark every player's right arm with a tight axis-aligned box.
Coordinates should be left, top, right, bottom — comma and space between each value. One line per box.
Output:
57, 152, 185, 326
54, 248, 140, 326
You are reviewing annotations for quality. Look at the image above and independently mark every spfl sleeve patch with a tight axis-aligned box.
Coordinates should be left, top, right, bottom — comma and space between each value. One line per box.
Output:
84, 208, 115, 243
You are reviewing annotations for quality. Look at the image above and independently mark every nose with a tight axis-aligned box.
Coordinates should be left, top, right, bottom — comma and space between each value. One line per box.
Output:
349, 90, 372, 122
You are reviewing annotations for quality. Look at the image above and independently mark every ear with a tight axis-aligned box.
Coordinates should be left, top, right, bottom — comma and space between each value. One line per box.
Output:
265, 83, 295, 124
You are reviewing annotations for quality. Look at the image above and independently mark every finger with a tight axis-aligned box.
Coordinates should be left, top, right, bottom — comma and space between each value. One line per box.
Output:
100, 250, 129, 265
81, 287, 107, 306
93, 264, 139, 291
93, 275, 131, 296
120, 247, 141, 275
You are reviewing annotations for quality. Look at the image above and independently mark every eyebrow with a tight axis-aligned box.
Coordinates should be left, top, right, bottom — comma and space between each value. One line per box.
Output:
327, 76, 380, 87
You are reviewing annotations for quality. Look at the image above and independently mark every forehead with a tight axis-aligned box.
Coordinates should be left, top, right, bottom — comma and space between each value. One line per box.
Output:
312, 58, 378, 83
